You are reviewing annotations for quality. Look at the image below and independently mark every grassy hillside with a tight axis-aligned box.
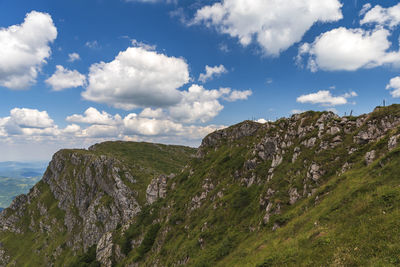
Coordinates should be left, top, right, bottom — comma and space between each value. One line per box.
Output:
115, 105, 400, 266
2, 106, 400, 266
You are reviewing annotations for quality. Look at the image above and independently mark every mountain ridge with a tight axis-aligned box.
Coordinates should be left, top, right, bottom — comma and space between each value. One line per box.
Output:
2, 105, 400, 266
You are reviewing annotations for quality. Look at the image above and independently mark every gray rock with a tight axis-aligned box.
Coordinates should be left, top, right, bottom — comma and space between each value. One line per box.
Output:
0, 243, 10, 267
365, 150, 376, 165
289, 188, 300, 205
307, 163, 324, 181
41, 151, 141, 250
302, 137, 317, 148
328, 126, 341, 135
146, 174, 171, 205
96, 232, 114, 267
388, 135, 400, 151
271, 154, 283, 168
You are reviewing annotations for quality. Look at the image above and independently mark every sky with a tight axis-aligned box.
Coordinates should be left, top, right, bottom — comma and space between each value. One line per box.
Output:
1, 0, 400, 161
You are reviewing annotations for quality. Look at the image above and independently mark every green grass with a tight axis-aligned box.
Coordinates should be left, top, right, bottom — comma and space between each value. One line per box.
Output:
3, 105, 400, 266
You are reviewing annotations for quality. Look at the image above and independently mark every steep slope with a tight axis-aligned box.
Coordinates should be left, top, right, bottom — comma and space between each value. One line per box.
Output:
0, 142, 195, 266
113, 104, 400, 266
2, 105, 400, 266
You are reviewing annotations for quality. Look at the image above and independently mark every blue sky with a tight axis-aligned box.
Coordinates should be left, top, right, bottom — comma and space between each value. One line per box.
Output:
1, 0, 400, 161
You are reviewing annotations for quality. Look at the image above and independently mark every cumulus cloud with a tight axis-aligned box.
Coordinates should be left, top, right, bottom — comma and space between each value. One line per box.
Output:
139, 108, 165, 118
0, 108, 60, 138
386, 76, 400, 98
0, 11, 57, 89
192, 0, 342, 56
199, 64, 228, 83
82, 46, 190, 109
9, 108, 54, 129
0, 107, 225, 150
123, 114, 183, 136
361, 3, 400, 28
68, 53, 80, 62
168, 84, 251, 123
297, 27, 400, 71
45, 65, 86, 91
169, 85, 224, 123
65, 107, 225, 139
223, 89, 252, 102
66, 107, 121, 125
296, 90, 357, 106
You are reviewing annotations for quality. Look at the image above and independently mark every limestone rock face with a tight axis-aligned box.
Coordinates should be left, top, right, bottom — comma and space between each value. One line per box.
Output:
146, 174, 174, 205
96, 232, 114, 267
198, 120, 262, 156
42, 151, 141, 250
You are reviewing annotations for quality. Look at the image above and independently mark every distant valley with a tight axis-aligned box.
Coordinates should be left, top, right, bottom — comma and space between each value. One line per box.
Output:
0, 161, 47, 209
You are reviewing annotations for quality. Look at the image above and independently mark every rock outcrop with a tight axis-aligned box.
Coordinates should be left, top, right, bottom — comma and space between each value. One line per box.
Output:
42, 151, 141, 250
146, 174, 175, 204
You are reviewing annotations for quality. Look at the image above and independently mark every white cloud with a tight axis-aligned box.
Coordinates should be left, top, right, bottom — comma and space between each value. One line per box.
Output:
386, 76, 400, 97
192, 0, 342, 56
361, 3, 400, 28
359, 3, 372, 16
223, 89, 252, 101
65, 107, 224, 139
0, 11, 57, 89
131, 39, 156, 50
169, 84, 224, 123
123, 114, 183, 136
66, 107, 121, 125
63, 124, 81, 134
139, 108, 165, 118
0, 106, 226, 161
0, 108, 60, 138
45, 65, 86, 91
168, 84, 251, 123
199, 64, 228, 83
298, 27, 400, 71
82, 46, 190, 109
68, 52, 80, 62
256, 118, 268, 124
296, 90, 357, 106
82, 124, 121, 138
9, 108, 54, 129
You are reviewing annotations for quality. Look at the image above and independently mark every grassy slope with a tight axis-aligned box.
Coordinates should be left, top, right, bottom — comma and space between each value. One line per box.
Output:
223, 148, 400, 266
117, 105, 400, 266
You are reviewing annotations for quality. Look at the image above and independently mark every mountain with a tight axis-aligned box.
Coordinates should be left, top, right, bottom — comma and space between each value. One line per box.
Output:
2, 105, 400, 266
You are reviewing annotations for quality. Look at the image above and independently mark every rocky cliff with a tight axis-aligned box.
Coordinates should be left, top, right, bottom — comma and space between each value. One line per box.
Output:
0, 142, 195, 266
2, 105, 400, 266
